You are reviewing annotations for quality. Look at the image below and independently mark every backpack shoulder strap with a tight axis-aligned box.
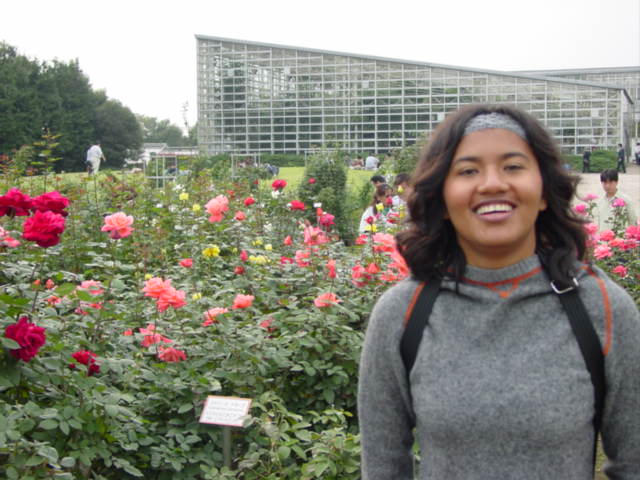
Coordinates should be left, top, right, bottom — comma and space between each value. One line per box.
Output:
400, 278, 441, 375
554, 285, 606, 432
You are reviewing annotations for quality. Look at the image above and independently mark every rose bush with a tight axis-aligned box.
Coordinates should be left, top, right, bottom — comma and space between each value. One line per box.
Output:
0, 168, 636, 479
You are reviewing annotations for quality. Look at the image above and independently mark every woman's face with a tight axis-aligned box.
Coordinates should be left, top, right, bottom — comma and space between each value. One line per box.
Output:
443, 128, 547, 269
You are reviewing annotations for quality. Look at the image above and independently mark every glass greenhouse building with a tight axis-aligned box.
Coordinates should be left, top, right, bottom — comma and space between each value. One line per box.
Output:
196, 35, 637, 155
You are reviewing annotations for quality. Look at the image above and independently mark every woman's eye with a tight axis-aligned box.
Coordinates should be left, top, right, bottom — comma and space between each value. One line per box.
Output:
505, 164, 524, 171
458, 168, 477, 176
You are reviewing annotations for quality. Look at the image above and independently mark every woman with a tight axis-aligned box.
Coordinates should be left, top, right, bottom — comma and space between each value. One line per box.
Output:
358, 183, 393, 233
358, 105, 640, 479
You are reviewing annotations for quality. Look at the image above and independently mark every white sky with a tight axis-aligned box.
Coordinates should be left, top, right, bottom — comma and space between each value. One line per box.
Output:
3, 0, 640, 131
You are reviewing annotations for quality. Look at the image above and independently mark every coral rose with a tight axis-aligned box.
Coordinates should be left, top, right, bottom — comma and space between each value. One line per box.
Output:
179, 258, 193, 268
283, 235, 293, 246
202, 307, 229, 326
156, 287, 186, 312
22, 210, 66, 247
234, 211, 246, 221
612, 265, 628, 277
314, 292, 341, 308
143, 277, 172, 298
101, 212, 134, 239
79, 280, 104, 296
4, 316, 46, 362
158, 346, 187, 362
0, 188, 33, 217
232, 294, 254, 309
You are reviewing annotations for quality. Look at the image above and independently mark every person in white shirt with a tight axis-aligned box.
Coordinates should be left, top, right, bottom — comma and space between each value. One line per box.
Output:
86, 142, 105, 174
365, 154, 379, 170
596, 168, 637, 230
359, 183, 393, 233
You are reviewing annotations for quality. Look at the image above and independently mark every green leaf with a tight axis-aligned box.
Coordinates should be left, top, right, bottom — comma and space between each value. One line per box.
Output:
1, 338, 20, 350
36, 445, 59, 463
277, 445, 291, 461
25, 455, 44, 466
178, 403, 193, 413
39, 419, 58, 430
60, 456, 76, 468
54, 283, 77, 296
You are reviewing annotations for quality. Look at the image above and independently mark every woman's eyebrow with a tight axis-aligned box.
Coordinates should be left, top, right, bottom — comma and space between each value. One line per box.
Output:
452, 152, 530, 165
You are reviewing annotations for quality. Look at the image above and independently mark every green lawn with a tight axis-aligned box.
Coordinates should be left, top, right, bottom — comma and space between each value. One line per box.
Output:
269, 166, 374, 193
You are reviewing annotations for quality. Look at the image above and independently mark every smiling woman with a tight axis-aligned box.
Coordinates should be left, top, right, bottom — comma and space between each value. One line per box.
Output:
358, 105, 640, 480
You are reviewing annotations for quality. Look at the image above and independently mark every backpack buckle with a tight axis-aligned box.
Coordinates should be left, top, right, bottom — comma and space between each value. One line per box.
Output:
550, 277, 579, 294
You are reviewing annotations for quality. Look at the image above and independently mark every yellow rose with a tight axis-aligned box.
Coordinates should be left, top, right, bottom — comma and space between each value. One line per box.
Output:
397, 185, 404, 194
265, 244, 273, 251
249, 255, 269, 265
192, 203, 201, 212
375, 202, 384, 213
192, 292, 202, 300
179, 192, 189, 201
144, 273, 153, 280
202, 245, 221, 258
252, 238, 263, 246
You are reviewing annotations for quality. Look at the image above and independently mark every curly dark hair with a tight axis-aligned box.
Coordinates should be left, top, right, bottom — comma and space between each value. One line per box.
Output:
397, 104, 587, 285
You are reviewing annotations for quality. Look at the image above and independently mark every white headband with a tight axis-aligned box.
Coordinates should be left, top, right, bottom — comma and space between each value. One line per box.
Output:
463, 112, 527, 140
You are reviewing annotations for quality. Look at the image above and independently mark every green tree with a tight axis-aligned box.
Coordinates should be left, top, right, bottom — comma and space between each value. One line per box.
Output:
137, 115, 195, 146
95, 97, 143, 168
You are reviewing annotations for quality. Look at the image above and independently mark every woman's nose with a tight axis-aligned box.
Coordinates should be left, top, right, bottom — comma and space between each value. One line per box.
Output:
477, 168, 508, 192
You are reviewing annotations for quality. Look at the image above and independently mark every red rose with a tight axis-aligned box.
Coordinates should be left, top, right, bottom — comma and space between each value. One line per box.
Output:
179, 258, 193, 268
243, 197, 256, 206
234, 266, 245, 275
31, 191, 70, 217
71, 349, 100, 376
0, 188, 33, 217
289, 200, 305, 211
271, 179, 287, 190
308, 178, 316, 184
22, 210, 66, 247
4, 316, 46, 362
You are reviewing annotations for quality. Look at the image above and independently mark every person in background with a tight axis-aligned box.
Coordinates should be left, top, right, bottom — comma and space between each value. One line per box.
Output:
596, 168, 637, 230
581, 148, 591, 173
86, 142, 105, 175
365, 154, 380, 170
634, 142, 640, 165
358, 183, 393, 233
352, 155, 365, 169
370, 174, 386, 188
616, 143, 626, 173
392, 173, 411, 207
358, 104, 640, 479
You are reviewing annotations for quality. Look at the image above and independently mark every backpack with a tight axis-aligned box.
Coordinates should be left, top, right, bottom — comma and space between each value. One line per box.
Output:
400, 263, 605, 472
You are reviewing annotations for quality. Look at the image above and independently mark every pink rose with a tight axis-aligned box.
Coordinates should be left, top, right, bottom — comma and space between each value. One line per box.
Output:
79, 280, 104, 296
593, 244, 613, 260
22, 210, 66, 247
308, 178, 316, 184
573, 204, 587, 214
283, 235, 293, 246
319, 213, 335, 228
326, 259, 337, 279
612, 265, 628, 277
101, 212, 134, 239
4, 317, 46, 362
205, 195, 229, 223
582, 193, 598, 201
612, 198, 626, 208
234, 211, 246, 221
598, 230, 615, 242
303, 226, 328, 246
232, 294, 254, 309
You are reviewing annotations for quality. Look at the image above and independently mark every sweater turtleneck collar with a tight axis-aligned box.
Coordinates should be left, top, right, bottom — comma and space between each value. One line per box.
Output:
461, 255, 542, 284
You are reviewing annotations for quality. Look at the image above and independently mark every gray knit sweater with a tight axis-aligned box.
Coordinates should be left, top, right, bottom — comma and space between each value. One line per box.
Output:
358, 255, 640, 479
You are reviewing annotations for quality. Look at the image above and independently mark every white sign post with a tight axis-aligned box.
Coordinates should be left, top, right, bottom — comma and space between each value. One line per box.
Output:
199, 396, 252, 468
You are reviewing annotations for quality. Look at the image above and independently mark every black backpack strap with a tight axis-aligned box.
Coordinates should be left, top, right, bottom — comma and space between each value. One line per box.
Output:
400, 279, 441, 375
